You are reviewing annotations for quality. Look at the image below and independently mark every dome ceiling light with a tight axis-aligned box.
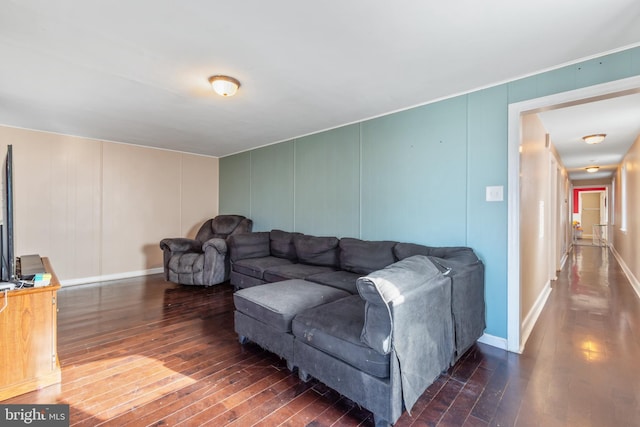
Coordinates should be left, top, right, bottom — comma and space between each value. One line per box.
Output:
585, 166, 600, 173
582, 134, 606, 145
208, 75, 241, 97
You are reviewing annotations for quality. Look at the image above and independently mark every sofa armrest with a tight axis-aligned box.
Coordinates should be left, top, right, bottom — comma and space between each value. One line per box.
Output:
430, 256, 485, 360
202, 237, 228, 255
201, 237, 231, 284
357, 255, 447, 353
356, 255, 454, 414
159, 237, 202, 253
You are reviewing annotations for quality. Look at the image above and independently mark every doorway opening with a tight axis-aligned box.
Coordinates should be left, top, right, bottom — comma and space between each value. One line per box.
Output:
572, 187, 608, 246
507, 75, 640, 354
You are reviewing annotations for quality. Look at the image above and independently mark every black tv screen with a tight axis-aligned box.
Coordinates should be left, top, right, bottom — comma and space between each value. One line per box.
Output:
2, 144, 14, 282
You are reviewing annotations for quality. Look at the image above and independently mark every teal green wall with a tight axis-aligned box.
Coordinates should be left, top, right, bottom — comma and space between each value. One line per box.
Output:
361, 96, 468, 244
250, 142, 295, 231
219, 151, 251, 215
220, 46, 640, 339
295, 125, 361, 237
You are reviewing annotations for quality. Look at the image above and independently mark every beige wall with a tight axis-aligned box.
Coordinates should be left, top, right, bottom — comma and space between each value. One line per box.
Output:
612, 134, 640, 291
548, 144, 571, 270
558, 166, 571, 269
0, 126, 218, 284
520, 114, 551, 323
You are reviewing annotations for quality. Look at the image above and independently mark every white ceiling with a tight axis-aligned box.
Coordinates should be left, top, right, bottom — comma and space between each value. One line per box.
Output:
539, 92, 640, 181
1, 1, 640, 158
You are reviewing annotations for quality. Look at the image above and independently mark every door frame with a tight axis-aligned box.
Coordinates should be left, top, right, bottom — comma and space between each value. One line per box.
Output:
507, 75, 640, 353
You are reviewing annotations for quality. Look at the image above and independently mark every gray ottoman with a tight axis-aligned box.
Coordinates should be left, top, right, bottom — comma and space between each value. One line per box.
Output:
233, 279, 350, 369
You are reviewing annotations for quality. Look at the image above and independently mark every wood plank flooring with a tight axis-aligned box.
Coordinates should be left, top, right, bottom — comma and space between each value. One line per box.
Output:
2, 245, 639, 426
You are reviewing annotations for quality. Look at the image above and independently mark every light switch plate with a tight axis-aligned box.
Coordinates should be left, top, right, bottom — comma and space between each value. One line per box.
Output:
486, 186, 504, 202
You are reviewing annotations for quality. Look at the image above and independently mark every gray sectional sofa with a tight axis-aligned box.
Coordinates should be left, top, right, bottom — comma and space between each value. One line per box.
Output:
228, 230, 485, 426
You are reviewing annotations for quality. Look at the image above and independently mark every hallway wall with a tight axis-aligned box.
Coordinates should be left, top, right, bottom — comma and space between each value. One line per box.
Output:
560, 167, 571, 268
613, 134, 640, 295
520, 114, 551, 324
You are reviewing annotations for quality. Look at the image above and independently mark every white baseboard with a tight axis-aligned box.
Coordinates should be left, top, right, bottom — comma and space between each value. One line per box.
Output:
519, 280, 552, 353
559, 252, 568, 271
610, 246, 640, 300
59, 267, 164, 287
477, 333, 507, 350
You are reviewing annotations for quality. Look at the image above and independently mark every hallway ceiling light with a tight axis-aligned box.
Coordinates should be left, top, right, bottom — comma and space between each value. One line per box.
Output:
585, 166, 600, 173
208, 75, 240, 97
582, 134, 606, 145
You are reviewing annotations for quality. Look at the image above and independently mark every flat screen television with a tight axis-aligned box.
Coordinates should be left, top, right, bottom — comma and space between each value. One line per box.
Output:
1, 144, 15, 282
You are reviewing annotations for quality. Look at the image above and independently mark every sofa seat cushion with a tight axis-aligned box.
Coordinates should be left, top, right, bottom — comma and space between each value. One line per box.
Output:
232, 256, 296, 280
306, 270, 360, 294
293, 295, 390, 378
263, 263, 337, 283
234, 279, 350, 333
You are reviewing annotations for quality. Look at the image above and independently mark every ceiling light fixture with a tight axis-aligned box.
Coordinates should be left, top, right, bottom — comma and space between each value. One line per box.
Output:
208, 75, 240, 97
582, 134, 606, 145
585, 166, 600, 173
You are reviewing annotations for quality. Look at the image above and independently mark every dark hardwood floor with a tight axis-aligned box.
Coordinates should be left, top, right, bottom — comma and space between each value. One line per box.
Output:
2, 245, 639, 426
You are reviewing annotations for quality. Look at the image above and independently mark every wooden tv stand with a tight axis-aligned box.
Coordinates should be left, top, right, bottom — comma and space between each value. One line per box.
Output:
0, 257, 61, 400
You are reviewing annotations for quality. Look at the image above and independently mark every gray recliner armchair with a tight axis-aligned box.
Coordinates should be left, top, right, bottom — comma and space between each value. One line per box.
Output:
160, 215, 253, 286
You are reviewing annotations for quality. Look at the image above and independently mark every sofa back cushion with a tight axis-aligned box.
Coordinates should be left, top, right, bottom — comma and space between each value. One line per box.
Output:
339, 238, 397, 275
393, 242, 434, 260
228, 232, 271, 262
270, 229, 302, 260
394, 242, 478, 264
293, 235, 339, 267
356, 255, 441, 354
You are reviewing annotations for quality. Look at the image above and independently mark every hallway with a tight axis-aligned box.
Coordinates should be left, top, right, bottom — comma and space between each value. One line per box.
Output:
513, 245, 640, 426
480, 246, 640, 427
